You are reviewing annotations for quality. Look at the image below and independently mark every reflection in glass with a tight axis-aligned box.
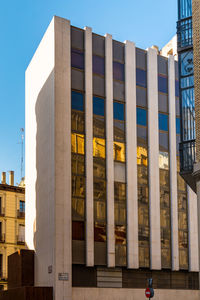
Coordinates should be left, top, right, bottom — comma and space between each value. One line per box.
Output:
159, 152, 169, 169
114, 120, 125, 142
71, 91, 84, 111
137, 107, 147, 126
113, 142, 125, 162
93, 116, 105, 137
115, 202, 126, 225
93, 96, 105, 116
71, 111, 84, 133
94, 222, 106, 242
113, 102, 125, 121
94, 200, 106, 222
136, 68, 147, 88
93, 138, 105, 158
159, 113, 169, 131
71, 133, 85, 154
115, 225, 126, 244
114, 182, 126, 201
72, 154, 84, 175
137, 146, 148, 166
138, 158, 149, 267
94, 179, 106, 200
93, 55, 105, 75
72, 198, 85, 220
93, 157, 105, 179
115, 244, 126, 266
158, 75, 168, 94
160, 167, 171, 268
72, 176, 85, 198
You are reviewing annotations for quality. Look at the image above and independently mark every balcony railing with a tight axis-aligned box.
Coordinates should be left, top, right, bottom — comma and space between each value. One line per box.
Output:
17, 235, 25, 245
179, 139, 196, 173
17, 210, 25, 219
177, 17, 193, 49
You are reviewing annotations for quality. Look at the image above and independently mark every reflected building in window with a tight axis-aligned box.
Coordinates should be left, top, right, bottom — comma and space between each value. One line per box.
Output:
26, 16, 199, 300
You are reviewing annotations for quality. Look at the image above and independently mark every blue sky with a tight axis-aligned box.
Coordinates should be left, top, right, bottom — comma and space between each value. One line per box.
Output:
0, 0, 177, 185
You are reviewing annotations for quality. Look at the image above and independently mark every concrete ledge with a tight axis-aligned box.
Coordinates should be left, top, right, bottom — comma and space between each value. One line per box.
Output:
0, 287, 53, 300
72, 287, 200, 300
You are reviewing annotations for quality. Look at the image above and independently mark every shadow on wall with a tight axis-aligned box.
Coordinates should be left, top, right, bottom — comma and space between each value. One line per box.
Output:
34, 69, 55, 284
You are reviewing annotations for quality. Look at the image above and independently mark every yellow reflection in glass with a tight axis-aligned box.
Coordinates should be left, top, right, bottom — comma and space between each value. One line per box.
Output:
113, 142, 125, 162
71, 133, 84, 154
137, 146, 148, 166
159, 151, 169, 169
93, 138, 105, 158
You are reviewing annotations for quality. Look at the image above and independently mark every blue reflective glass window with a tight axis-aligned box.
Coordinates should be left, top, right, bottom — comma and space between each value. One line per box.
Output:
71, 49, 84, 70
136, 69, 147, 88
113, 102, 124, 121
113, 62, 124, 81
158, 76, 168, 93
71, 91, 84, 111
159, 114, 168, 131
20, 201, 25, 213
93, 55, 105, 75
176, 117, 180, 134
175, 80, 179, 97
93, 97, 104, 116
137, 107, 147, 126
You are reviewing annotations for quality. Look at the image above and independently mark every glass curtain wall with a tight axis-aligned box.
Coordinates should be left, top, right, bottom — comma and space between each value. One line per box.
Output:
137, 106, 150, 268
71, 91, 86, 242
113, 101, 126, 266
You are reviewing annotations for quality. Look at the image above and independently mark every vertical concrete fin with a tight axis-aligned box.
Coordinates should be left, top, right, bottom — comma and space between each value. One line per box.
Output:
187, 185, 199, 271
105, 33, 115, 267
54, 17, 72, 300
84, 26, 94, 267
147, 47, 161, 270
125, 40, 139, 268
168, 55, 179, 270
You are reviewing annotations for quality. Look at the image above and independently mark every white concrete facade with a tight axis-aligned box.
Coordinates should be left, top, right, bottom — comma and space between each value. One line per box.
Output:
26, 16, 199, 300
168, 55, 179, 270
125, 40, 139, 269
147, 47, 161, 270
105, 33, 115, 267
84, 26, 94, 267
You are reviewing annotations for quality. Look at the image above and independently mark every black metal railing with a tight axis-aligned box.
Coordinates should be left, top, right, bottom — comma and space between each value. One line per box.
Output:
179, 139, 196, 172
177, 17, 193, 49
17, 210, 25, 219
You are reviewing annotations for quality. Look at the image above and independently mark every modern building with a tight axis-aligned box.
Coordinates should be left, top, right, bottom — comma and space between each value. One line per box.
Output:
0, 171, 26, 290
26, 16, 200, 300
177, 0, 196, 192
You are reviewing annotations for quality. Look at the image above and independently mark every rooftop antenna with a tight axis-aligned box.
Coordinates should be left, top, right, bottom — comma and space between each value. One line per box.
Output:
20, 128, 24, 180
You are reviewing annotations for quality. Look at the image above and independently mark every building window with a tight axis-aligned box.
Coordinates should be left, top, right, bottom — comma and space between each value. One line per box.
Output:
0, 254, 2, 278
175, 80, 179, 97
93, 55, 105, 76
158, 75, 168, 94
93, 97, 105, 116
159, 113, 169, 131
113, 102, 124, 121
19, 201, 25, 213
113, 61, 124, 81
71, 91, 84, 111
176, 117, 181, 134
137, 107, 147, 126
71, 48, 84, 70
18, 225, 25, 244
72, 221, 85, 241
136, 68, 147, 88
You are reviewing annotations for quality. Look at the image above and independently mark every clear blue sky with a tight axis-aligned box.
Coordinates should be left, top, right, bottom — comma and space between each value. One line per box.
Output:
0, 0, 177, 185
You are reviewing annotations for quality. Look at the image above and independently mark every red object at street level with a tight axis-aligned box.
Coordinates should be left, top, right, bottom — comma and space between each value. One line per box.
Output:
145, 288, 151, 298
